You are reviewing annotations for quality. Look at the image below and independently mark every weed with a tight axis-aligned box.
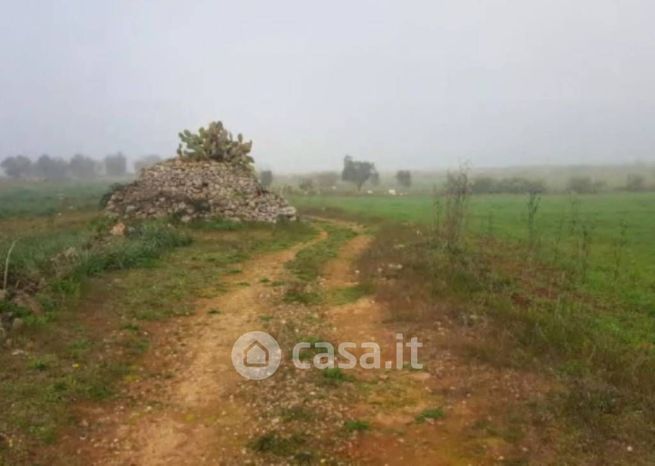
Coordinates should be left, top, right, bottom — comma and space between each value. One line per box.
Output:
526, 191, 541, 249
325, 284, 371, 305
344, 420, 370, 432
415, 407, 445, 423
322, 367, 353, 385
249, 432, 306, 456
283, 286, 322, 305
281, 406, 314, 422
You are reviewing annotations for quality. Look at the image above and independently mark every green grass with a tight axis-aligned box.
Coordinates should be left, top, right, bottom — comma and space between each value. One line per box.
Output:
249, 432, 308, 457
0, 214, 315, 465
293, 192, 655, 310
0, 181, 113, 218
324, 284, 371, 305
415, 407, 445, 423
282, 223, 356, 305
344, 419, 370, 432
353, 210, 655, 462
321, 367, 353, 385
0, 220, 191, 302
285, 223, 356, 282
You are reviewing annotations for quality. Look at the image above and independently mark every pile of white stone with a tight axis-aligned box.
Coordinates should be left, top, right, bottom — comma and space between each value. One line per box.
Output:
104, 159, 296, 223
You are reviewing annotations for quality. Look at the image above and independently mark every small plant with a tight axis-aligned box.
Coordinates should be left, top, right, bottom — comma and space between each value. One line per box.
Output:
29, 356, 55, 371
249, 432, 306, 456
281, 406, 314, 422
577, 220, 594, 282
322, 367, 353, 384
441, 166, 470, 255
611, 219, 628, 280
176, 121, 254, 167
526, 191, 541, 249
415, 407, 445, 423
344, 420, 370, 432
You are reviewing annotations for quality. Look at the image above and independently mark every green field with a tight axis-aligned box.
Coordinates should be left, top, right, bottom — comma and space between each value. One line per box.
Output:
0, 181, 116, 219
293, 192, 655, 310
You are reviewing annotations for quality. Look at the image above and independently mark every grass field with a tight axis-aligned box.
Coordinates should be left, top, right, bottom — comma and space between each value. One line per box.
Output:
0, 181, 114, 219
0, 181, 317, 465
292, 192, 655, 310
2, 181, 655, 463
291, 190, 655, 461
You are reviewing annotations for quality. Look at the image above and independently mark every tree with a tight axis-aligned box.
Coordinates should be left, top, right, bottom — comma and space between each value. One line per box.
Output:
134, 155, 162, 173
34, 154, 69, 180
625, 174, 646, 192
177, 121, 253, 167
260, 170, 273, 188
471, 176, 497, 194
69, 154, 97, 179
104, 152, 127, 177
1, 155, 32, 179
396, 170, 412, 188
341, 155, 377, 191
567, 176, 598, 194
495, 177, 545, 194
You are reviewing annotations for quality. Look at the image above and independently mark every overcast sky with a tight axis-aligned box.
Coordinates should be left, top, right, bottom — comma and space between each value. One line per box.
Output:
1, 0, 654, 172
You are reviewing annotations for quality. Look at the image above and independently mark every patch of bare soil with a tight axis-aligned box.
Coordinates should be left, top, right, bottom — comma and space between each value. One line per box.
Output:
316, 220, 555, 465
52, 220, 555, 466
54, 233, 324, 466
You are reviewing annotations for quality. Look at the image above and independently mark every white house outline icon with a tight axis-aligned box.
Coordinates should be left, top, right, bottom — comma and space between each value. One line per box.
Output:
243, 340, 269, 367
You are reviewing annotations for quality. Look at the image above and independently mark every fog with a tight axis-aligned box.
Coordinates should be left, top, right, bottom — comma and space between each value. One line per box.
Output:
1, 0, 654, 172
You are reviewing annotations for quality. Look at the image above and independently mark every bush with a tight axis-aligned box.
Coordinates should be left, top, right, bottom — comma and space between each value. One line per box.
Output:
177, 121, 253, 167
0, 221, 190, 295
567, 176, 604, 194
471, 176, 497, 194
625, 174, 646, 192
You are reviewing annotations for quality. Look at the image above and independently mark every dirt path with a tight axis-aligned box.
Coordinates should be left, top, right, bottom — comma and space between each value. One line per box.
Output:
316, 219, 546, 465
56, 220, 547, 465
67, 231, 326, 466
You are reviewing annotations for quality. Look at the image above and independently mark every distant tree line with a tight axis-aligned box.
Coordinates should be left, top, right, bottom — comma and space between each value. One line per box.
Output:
471, 176, 546, 194
470, 174, 654, 194
0, 153, 162, 180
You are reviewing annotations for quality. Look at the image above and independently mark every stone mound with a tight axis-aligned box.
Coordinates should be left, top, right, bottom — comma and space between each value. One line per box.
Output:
105, 159, 296, 223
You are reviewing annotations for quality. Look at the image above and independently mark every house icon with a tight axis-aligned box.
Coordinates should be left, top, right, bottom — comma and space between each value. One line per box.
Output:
231, 331, 281, 380
243, 340, 270, 367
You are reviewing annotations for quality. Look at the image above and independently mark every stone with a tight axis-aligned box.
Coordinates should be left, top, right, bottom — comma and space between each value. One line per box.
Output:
110, 222, 127, 236
105, 159, 296, 223
11, 318, 24, 332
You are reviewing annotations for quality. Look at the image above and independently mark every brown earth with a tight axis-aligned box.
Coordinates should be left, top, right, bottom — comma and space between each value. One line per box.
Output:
49, 220, 552, 465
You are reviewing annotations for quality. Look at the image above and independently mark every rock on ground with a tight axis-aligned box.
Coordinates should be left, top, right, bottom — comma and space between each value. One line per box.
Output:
105, 159, 296, 223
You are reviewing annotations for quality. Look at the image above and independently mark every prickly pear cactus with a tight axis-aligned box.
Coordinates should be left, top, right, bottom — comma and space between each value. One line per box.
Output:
176, 121, 254, 167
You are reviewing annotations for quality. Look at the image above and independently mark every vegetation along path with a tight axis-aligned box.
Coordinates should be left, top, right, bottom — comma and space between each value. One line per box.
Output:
27, 217, 570, 465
